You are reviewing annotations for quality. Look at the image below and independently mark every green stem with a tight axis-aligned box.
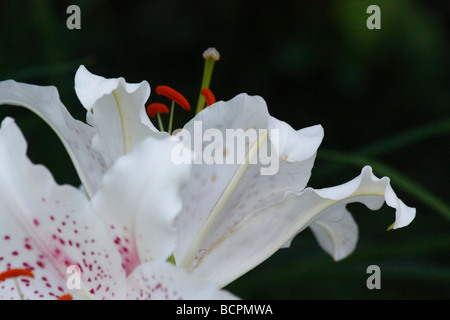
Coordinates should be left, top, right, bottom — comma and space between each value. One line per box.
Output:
357, 117, 450, 156
317, 117, 450, 179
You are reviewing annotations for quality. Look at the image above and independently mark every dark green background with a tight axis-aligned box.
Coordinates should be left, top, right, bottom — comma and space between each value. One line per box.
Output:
0, 1, 448, 299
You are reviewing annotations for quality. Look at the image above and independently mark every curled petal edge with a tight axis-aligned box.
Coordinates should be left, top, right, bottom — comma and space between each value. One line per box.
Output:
307, 165, 416, 261
188, 165, 415, 287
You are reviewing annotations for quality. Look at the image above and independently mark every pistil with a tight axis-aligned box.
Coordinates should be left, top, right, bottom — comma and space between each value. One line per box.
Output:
195, 48, 220, 114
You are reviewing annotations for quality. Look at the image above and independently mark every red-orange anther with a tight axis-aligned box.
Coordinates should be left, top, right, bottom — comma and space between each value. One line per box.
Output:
0, 268, 34, 282
201, 88, 216, 106
146, 102, 169, 118
155, 85, 191, 111
58, 294, 73, 300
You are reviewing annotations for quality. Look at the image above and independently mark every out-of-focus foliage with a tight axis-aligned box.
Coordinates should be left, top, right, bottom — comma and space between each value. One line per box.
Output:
0, 0, 448, 299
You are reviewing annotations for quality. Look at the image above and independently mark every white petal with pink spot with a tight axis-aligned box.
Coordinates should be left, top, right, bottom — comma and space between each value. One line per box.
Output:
0, 118, 126, 299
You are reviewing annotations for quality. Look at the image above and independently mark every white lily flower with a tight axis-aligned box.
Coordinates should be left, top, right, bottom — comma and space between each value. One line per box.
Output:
0, 66, 159, 198
173, 94, 416, 288
0, 64, 415, 294
0, 118, 234, 300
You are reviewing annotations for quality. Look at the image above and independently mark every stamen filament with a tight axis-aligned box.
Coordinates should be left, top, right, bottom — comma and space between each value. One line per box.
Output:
168, 100, 175, 135
15, 278, 25, 300
156, 113, 165, 132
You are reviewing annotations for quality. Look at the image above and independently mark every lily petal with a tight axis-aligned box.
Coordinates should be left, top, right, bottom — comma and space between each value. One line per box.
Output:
0, 118, 126, 299
0, 80, 106, 197
91, 134, 191, 275
308, 165, 416, 260
75, 65, 159, 167
174, 94, 324, 274
186, 165, 415, 287
126, 261, 237, 300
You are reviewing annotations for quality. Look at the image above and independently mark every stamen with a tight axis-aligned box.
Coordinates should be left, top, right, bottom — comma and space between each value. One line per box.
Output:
0, 268, 34, 282
58, 294, 73, 300
147, 103, 169, 132
155, 86, 191, 111
201, 88, 216, 106
146, 102, 169, 118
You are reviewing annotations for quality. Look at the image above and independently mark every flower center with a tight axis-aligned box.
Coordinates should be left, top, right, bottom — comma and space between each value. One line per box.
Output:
146, 48, 220, 133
